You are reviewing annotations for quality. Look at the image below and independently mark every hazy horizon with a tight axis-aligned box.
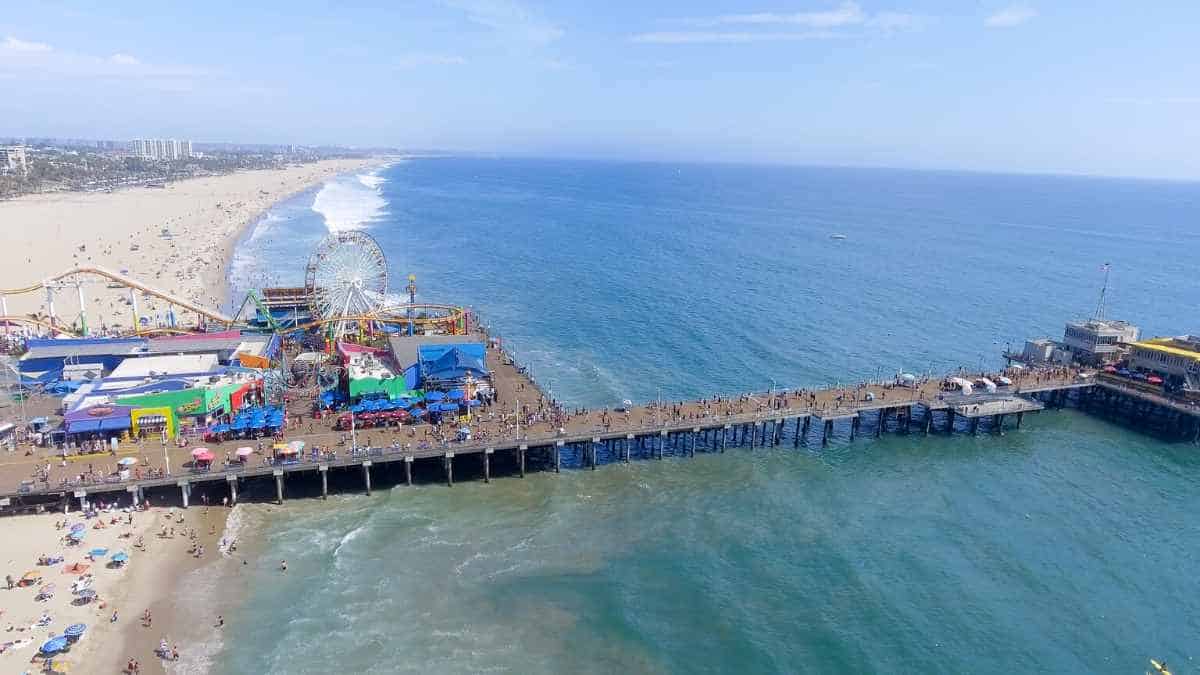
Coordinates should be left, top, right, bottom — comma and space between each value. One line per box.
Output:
4, 1, 1199, 180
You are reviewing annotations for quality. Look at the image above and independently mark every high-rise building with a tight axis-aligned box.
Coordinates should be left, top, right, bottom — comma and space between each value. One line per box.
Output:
130, 138, 193, 160
0, 146, 29, 176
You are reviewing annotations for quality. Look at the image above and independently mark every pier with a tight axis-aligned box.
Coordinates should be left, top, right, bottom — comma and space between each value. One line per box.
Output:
4, 333, 1196, 514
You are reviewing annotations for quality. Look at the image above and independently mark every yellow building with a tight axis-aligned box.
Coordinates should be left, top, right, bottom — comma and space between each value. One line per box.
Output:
1129, 336, 1200, 391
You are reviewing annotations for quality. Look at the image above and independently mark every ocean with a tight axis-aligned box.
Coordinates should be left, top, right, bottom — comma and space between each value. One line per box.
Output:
200, 158, 1200, 673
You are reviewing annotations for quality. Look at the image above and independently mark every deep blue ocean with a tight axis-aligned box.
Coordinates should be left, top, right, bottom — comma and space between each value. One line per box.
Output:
190, 159, 1200, 674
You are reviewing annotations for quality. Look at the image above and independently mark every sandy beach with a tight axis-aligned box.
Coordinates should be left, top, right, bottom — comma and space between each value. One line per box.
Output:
0, 503, 230, 675
0, 159, 378, 334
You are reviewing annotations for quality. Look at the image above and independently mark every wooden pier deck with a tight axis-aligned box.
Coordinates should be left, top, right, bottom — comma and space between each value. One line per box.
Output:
2, 336, 1198, 512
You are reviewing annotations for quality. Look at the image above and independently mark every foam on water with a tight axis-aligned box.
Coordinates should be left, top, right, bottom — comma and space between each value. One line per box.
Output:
312, 171, 388, 233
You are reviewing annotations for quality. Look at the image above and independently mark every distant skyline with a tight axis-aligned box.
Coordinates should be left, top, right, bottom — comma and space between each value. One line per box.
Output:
3, 1, 1199, 180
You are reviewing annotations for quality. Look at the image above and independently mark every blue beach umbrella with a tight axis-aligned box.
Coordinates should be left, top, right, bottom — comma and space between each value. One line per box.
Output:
447, 389, 465, 400
111, 551, 129, 564
88, 548, 108, 558
68, 530, 85, 541
466, 399, 482, 407
425, 391, 446, 402
64, 623, 86, 638
70, 523, 86, 532
41, 637, 69, 654
408, 408, 426, 418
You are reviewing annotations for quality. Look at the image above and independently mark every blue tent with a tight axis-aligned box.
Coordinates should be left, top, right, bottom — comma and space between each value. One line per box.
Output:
423, 347, 489, 381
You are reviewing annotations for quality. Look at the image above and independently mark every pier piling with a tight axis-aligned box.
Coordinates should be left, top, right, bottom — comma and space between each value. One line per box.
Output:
624, 435, 633, 462
362, 461, 372, 495
179, 481, 190, 509
226, 475, 237, 505
404, 456, 413, 485
519, 445, 528, 476
273, 471, 284, 504
484, 448, 493, 482
555, 441, 564, 471
822, 420, 833, 446
591, 437, 600, 469
445, 453, 455, 487
320, 465, 329, 497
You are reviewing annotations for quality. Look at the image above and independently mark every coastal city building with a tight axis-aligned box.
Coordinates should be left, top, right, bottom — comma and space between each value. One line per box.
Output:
1061, 318, 1140, 365
1128, 336, 1200, 393
131, 138, 193, 161
0, 145, 29, 176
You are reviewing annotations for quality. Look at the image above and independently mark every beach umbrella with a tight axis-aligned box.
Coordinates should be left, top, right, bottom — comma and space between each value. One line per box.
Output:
425, 391, 446, 402
465, 399, 481, 407
68, 530, 85, 541
232, 419, 249, 430
110, 552, 129, 563
70, 523, 86, 532
40, 637, 69, 654
236, 446, 254, 457
191, 447, 210, 458
408, 407, 426, 418
21, 570, 41, 582
210, 423, 229, 433
63, 623, 86, 638
88, 548, 108, 558
116, 457, 137, 467
192, 449, 215, 463
447, 389, 465, 400
76, 589, 97, 601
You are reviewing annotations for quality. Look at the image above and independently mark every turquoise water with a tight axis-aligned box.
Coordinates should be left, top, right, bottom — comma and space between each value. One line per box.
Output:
210, 160, 1200, 673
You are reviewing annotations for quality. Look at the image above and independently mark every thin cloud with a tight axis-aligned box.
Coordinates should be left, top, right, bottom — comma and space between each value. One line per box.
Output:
697, 2, 865, 27
2, 36, 53, 52
442, 0, 563, 44
867, 11, 928, 32
631, 30, 841, 45
640, 3, 926, 44
985, 5, 1037, 28
0, 41, 208, 80
394, 53, 467, 69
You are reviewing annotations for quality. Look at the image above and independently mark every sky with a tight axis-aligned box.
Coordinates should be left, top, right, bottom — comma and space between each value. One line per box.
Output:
2, 1, 1199, 179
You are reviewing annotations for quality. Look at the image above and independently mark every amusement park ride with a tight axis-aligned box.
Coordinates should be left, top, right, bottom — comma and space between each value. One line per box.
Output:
0, 231, 469, 343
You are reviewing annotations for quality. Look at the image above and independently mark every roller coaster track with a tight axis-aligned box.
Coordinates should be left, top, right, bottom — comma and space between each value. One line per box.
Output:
0, 265, 234, 325
0, 316, 79, 336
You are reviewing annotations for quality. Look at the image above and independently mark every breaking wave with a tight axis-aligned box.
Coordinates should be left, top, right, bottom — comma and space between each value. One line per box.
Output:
312, 168, 388, 233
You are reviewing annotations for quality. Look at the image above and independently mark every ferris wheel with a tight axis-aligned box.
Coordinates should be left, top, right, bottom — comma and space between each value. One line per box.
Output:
304, 231, 389, 339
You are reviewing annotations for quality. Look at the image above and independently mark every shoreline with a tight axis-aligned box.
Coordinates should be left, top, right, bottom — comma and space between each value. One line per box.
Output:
0, 158, 383, 334
1, 158, 390, 675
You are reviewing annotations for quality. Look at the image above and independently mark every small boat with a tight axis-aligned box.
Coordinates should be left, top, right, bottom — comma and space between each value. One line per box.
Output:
1150, 659, 1171, 675
830, 233, 848, 240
